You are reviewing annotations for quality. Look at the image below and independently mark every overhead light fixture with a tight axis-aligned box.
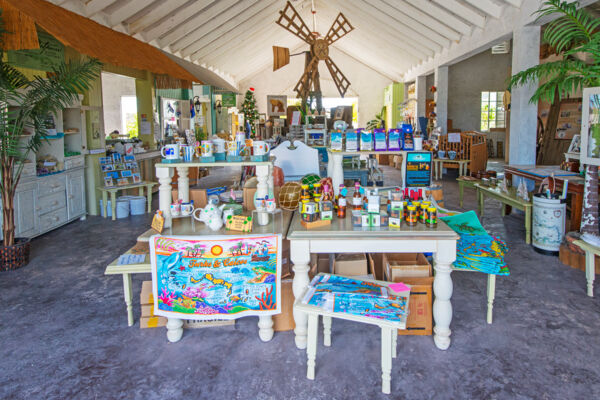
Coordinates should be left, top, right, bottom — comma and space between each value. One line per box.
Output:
215, 100, 222, 114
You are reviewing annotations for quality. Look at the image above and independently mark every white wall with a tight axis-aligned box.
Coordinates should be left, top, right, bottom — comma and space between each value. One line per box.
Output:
237, 47, 393, 127
101, 72, 136, 135
448, 47, 512, 132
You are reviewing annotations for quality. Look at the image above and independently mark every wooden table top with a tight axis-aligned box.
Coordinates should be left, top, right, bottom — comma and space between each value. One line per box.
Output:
97, 181, 156, 192
475, 183, 532, 207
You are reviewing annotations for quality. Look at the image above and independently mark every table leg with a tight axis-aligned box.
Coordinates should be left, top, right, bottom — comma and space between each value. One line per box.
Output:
433, 241, 455, 350
110, 191, 117, 221
391, 330, 397, 359
487, 274, 496, 324
176, 166, 189, 203
381, 327, 393, 394
291, 240, 311, 349
102, 191, 108, 218
459, 182, 464, 208
306, 313, 319, 380
525, 206, 532, 245
156, 167, 174, 228
501, 204, 506, 217
257, 316, 274, 342
166, 318, 184, 342
138, 186, 144, 196
256, 164, 269, 226
330, 152, 344, 197
477, 188, 483, 216
122, 273, 133, 326
146, 185, 152, 213
585, 250, 595, 297
323, 316, 332, 347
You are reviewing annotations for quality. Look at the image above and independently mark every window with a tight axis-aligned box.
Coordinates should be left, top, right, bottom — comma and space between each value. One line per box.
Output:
481, 91, 505, 131
121, 95, 138, 137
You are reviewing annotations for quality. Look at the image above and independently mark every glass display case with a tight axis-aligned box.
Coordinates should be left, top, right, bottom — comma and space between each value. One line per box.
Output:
581, 87, 600, 166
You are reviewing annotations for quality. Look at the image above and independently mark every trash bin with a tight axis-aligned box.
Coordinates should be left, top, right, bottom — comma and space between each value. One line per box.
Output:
532, 193, 566, 255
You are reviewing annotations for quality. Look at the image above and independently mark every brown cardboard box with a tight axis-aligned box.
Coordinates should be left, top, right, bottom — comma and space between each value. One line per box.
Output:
397, 276, 433, 336
172, 188, 208, 208
383, 253, 432, 281
367, 253, 385, 280
333, 253, 368, 276
273, 279, 295, 332
393, 155, 403, 170
140, 280, 154, 305
243, 186, 281, 211
140, 315, 167, 328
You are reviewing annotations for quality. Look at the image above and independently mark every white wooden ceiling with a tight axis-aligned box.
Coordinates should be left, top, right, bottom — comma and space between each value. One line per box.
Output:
49, 0, 527, 87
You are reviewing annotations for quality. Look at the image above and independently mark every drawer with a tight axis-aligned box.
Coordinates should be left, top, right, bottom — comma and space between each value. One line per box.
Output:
37, 191, 66, 214
37, 175, 66, 196
38, 207, 67, 233
65, 155, 84, 170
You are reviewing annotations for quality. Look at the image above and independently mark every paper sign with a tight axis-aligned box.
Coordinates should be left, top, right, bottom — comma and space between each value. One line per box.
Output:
389, 282, 410, 293
291, 111, 301, 126
225, 215, 253, 232
151, 211, 165, 233
448, 132, 461, 143
140, 121, 151, 135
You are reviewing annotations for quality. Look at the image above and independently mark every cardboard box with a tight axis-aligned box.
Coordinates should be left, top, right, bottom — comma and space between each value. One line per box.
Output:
392, 155, 403, 170
384, 253, 432, 281
273, 279, 295, 332
140, 315, 167, 329
367, 253, 385, 281
184, 319, 235, 329
243, 186, 281, 211
333, 253, 368, 276
140, 280, 154, 305
172, 188, 208, 208
397, 276, 433, 336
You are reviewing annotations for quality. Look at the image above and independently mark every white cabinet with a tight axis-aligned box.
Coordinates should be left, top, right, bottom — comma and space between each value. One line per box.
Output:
15, 183, 37, 238
67, 170, 85, 219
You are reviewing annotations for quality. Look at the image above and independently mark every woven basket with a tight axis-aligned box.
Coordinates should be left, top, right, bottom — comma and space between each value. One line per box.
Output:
0, 238, 31, 271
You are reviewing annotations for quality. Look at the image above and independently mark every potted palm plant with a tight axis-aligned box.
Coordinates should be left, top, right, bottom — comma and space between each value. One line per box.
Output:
509, 0, 600, 243
0, 19, 101, 270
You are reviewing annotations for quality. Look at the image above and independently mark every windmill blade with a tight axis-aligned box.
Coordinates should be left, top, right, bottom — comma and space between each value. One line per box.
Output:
325, 58, 350, 98
294, 56, 319, 100
273, 46, 290, 71
276, 1, 314, 45
324, 13, 354, 45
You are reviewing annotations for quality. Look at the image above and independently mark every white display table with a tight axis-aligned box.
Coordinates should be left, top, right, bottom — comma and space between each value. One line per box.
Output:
286, 212, 459, 351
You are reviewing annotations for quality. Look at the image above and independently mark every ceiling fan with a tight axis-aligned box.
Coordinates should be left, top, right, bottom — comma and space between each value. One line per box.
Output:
273, 0, 354, 111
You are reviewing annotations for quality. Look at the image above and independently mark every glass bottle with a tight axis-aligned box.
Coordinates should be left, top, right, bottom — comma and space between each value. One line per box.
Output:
352, 182, 362, 211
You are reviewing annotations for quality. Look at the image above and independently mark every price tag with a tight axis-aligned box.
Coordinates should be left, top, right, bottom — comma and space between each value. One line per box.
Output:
151, 211, 165, 233
225, 215, 253, 232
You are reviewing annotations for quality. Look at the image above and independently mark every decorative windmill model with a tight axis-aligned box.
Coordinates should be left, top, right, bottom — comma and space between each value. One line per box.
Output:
273, 1, 353, 112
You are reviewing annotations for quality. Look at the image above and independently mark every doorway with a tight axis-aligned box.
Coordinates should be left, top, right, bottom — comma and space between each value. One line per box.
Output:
101, 72, 138, 138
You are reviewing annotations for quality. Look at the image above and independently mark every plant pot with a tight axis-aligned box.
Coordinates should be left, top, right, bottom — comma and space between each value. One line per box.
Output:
0, 238, 31, 271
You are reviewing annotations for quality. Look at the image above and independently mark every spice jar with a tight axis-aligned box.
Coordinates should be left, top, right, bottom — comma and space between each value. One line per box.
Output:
420, 203, 429, 223
426, 207, 438, 228
406, 206, 418, 226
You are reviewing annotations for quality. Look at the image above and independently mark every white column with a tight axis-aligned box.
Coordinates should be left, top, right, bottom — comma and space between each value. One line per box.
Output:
416, 75, 427, 120
509, 25, 540, 165
329, 152, 344, 197
255, 164, 269, 226
257, 315, 274, 342
433, 240, 456, 350
166, 318, 183, 342
434, 66, 448, 134
156, 166, 174, 227
291, 239, 311, 349
176, 166, 189, 203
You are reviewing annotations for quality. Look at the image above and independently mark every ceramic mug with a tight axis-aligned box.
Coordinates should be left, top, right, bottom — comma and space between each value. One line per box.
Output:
212, 138, 226, 153
437, 150, 446, 159
201, 140, 213, 157
181, 202, 194, 216
161, 144, 180, 160
253, 141, 270, 156
170, 203, 181, 217
226, 141, 244, 156
265, 198, 276, 212
182, 145, 194, 162
254, 197, 266, 211
448, 150, 457, 160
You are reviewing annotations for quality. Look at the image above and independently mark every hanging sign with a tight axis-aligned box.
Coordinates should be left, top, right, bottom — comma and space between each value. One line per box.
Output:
405, 152, 433, 188
221, 92, 237, 108
150, 235, 281, 320
8, 30, 64, 71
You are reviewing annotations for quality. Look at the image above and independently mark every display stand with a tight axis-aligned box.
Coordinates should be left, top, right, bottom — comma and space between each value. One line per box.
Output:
251, 209, 283, 233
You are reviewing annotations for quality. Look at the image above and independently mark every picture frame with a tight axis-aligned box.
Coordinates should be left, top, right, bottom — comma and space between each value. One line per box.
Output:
580, 87, 600, 166
112, 153, 122, 163
555, 98, 582, 140
101, 164, 115, 172
99, 156, 112, 165
567, 134, 581, 154
124, 155, 136, 162
333, 107, 345, 121
104, 177, 114, 187
106, 171, 119, 179
117, 177, 130, 186
121, 170, 133, 178
132, 173, 141, 183
259, 113, 266, 124
266, 95, 287, 117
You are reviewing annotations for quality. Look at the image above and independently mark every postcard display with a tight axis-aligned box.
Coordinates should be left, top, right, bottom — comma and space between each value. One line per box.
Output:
150, 235, 282, 322
100, 154, 142, 187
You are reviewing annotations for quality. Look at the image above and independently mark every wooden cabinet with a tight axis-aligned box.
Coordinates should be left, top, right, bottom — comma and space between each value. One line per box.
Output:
15, 183, 37, 238
67, 169, 86, 219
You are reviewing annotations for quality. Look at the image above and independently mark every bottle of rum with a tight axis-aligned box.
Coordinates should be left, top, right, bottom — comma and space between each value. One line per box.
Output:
352, 182, 362, 211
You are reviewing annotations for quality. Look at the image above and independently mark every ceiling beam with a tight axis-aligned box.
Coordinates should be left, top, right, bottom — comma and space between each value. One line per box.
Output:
500, 0, 523, 7
84, 0, 118, 17
382, 0, 461, 42
431, 0, 487, 28
364, 0, 451, 47
203, 24, 280, 66
408, 0, 472, 35
107, 0, 154, 28
141, 0, 215, 41
462, 0, 504, 19
128, 0, 189, 35
187, 1, 281, 60
167, 0, 260, 53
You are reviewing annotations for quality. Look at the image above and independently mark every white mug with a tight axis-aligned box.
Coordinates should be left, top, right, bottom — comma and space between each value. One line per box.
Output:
252, 141, 270, 156
212, 138, 226, 153
161, 144, 180, 160
201, 141, 213, 157
170, 203, 181, 217
181, 202, 194, 216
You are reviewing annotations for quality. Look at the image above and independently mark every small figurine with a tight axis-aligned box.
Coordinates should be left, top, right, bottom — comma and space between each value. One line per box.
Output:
517, 180, 530, 202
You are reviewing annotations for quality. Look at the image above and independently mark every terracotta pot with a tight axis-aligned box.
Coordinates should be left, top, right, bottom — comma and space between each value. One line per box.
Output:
273, 166, 284, 187
0, 238, 31, 271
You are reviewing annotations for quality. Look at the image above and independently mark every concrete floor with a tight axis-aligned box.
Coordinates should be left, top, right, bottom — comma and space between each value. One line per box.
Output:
1, 166, 599, 399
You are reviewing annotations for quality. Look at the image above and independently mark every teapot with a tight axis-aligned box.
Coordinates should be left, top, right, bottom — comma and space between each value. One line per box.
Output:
192, 204, 226, 231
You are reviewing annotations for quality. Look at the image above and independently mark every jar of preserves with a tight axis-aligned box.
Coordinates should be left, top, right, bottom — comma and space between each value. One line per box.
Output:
406, 206, 418, 226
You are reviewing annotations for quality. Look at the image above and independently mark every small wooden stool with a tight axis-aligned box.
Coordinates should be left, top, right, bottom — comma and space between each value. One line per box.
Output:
295, 289, 406, 394
573, 239, 599, 297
